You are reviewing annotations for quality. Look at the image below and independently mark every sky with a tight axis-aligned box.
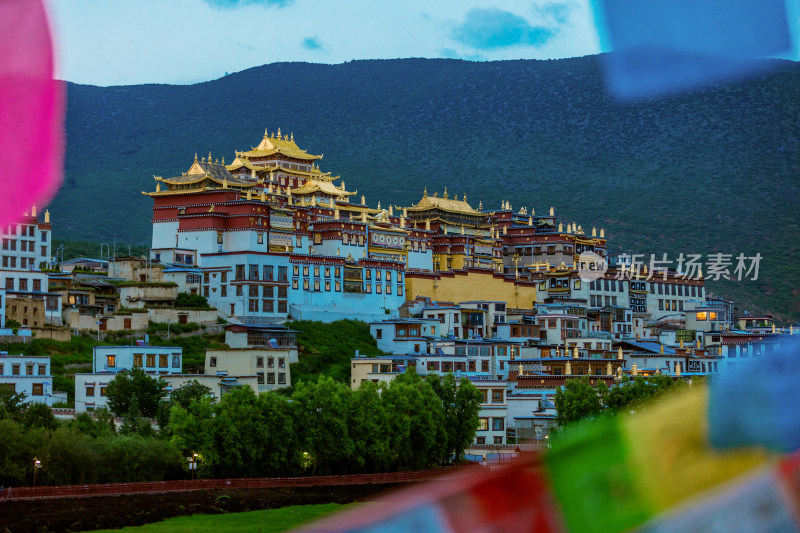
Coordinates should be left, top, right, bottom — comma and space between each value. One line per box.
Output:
45, 0, 603, 86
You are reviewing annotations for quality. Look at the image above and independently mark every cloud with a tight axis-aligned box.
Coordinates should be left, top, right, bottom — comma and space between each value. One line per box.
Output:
451, 7, 559, 50
203, 0, 292, 9
532, 1, 576, 25
302, 36, 324, 51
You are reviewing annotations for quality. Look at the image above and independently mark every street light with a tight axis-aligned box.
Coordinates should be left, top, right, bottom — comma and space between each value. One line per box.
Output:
188, 452, 201, 481
33, 457, 42, 488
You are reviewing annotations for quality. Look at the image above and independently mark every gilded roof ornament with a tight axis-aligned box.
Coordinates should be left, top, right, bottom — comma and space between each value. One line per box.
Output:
278, 127, 282, 137
479, 201, 483, 211
550, 206, 554, 216
463, 193, 467, 203
443, 187, 448, 199
44, 209, 50, 223
32, 204, 37, 217
195, 153, 198, 162
423, 187, 428, 197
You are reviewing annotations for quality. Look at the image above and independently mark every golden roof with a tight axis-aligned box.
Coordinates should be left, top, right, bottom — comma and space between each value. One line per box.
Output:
291, 179, 356, 197
407, 189, 485, 217
239, 130, 322, 161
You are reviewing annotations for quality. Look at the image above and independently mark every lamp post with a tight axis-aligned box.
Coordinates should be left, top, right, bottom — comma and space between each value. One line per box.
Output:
188, 452, 200, 481
33, 457, 42, 488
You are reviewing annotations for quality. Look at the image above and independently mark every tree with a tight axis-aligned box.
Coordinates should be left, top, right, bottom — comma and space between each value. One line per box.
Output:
0, 386, 27, 420
426, 373, 482, 462
555, 377, 603, 426
347, 381, 391, 473
175, 292, 211, 308
105, 368, 166, 418
171, 380, 212, 409
292, 376, 354, 475
383, 368, 446, 470
20, 403, 57, 430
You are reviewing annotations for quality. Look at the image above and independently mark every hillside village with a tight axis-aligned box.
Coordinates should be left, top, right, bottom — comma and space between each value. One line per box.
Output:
1, 129, 796, 459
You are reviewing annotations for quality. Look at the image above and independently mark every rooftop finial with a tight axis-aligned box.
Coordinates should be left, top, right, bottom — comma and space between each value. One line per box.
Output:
443, 187, 448, 199
277, 127, 282, 137
423, 187, 428, 197
290, 132, 294, 141
264, 128, 268, 137
194, 153, 198, 162
208, 151, 212, 163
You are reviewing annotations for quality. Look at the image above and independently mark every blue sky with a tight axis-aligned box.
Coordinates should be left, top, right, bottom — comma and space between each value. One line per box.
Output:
45, 0, 602, 86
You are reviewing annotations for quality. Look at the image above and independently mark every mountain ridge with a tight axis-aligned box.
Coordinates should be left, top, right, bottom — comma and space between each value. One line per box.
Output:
54, 54, 800, 320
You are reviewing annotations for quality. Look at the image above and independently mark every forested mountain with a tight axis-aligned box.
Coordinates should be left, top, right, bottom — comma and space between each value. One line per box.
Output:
56, 55, 800, 320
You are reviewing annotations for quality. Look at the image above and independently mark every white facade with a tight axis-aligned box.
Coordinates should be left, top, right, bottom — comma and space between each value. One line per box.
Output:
1, 215, 51, 270
92, 345, 183, 374
0, 353, 56, 405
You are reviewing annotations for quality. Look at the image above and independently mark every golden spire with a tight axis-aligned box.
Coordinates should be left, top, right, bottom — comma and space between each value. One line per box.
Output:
463, 193, 468, 203
389, 205, 393, 216
423, 187, 428, 197
208, 151, 212, 163
194, 153, 198, 162
377, 201, 381, 210
222, 156, 225, 165
156, 182, 161, 192
528, 216, 533, 226
550, 206, 554, 216
531, 207, 535, 216
31, 205, 37, 217
291, 132, 294, 141
443, 187, 448, 199
592, 227, 597, 237
600, 228, 605, 238
44, 209, 50, 223
361, 195, 365, 205
479, 201, 483, 211
403, 207, 407, 218
558, 222, 563, 232
277, 127, 282, 137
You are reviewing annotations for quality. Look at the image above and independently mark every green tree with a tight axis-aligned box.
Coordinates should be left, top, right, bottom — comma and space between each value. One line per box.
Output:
292, 376, 354, 475
426, 373, 482, 462
383, 368, 446, 470
347, 381, 391, 473
171, 380, 213, 409
0, 386, 27, 420
20, 403, 58, 430
175, 292, 211, 308
555, 377, 603, 426
169, 396, 215, 475
105, 368, 166, 418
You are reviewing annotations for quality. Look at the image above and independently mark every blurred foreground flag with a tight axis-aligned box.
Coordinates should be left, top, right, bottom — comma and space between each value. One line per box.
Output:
0, 0, 63, 226
710, 337, 800, 453
594, 0, 794, 98
297, 460, 565, 532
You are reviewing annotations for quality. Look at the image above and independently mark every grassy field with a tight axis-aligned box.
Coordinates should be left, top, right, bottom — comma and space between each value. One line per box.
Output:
89, 503, 351, 532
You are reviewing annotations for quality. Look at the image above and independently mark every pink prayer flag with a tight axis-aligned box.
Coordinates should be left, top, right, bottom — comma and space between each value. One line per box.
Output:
0, 0, 63, 226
